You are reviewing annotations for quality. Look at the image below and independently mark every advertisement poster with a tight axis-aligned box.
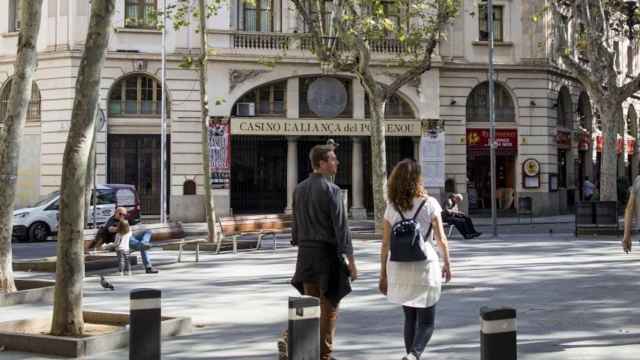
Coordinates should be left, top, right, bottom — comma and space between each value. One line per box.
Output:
209, 120, 230, 189
420, 132, 445, 187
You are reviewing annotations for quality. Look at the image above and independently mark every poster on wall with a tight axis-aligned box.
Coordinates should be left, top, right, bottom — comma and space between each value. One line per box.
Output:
209, 119, 230, 189
420, 131, 445, 187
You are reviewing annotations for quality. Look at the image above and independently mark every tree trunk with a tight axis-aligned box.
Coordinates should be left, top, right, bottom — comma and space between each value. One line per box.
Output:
198, 0, 218, 243
368, 93, 388, 232
50, 0, 115, 336
0, 0, 44, 294
599, 102, 620, 201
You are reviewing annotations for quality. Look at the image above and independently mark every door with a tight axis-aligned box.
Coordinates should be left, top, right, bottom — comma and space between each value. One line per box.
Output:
108, 135, 169, 215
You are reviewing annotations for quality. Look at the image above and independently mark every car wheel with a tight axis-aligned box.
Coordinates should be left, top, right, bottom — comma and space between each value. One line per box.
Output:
28, 222, 50, 242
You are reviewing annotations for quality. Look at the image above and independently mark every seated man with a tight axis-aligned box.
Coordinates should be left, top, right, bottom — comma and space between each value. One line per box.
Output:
442, 193, 481, 239
87, 207, 159, 274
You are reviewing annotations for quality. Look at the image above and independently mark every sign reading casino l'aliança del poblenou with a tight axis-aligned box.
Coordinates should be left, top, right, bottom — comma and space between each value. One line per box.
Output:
231, 118, 421, 137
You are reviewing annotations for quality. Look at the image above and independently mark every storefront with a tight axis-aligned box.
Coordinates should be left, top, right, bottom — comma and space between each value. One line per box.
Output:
466, 128, 518, 211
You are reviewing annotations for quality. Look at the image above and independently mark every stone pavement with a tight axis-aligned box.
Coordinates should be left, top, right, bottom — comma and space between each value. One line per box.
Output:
3, 232, 640, 359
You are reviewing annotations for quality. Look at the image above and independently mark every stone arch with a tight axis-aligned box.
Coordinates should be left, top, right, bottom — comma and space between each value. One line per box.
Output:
0, 78, 41, 123
577, 91, 592, 130
556, 86, 573, 129
107, 72, 171, 117
465, 81, 516, 123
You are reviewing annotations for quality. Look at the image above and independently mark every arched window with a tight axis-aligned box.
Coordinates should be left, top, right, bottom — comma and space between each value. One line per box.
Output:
232, 80, 287, 117
466, 82, 515, 122
577, 92, 592, 130
557, 86, 573, 129
0, 79, 41, 123
365, 93, 415, 118
108, 74, 167, 117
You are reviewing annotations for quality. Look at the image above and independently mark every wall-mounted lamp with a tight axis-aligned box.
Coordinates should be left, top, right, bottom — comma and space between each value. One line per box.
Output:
530, 100, 537, 107
450, 99, 457, 105
552, 102, 558, 108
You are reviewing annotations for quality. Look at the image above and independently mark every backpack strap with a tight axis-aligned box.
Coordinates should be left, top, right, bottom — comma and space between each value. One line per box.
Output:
411, 199, 428, 221
394, 204, 407, 221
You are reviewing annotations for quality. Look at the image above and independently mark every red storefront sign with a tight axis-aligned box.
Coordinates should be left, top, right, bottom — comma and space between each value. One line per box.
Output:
594, 133, 636, 155
556, 131, 571, 149
466, 128, 518, 154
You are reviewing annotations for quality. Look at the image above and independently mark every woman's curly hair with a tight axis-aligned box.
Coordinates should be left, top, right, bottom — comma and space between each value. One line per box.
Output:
387, 158, 427, 212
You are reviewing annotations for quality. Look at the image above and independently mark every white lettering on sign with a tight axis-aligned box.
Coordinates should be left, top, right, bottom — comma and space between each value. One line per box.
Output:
231, 118, 421, 136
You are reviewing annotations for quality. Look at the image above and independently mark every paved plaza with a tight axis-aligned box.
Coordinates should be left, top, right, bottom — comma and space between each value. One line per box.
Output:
3, 229, 640, 359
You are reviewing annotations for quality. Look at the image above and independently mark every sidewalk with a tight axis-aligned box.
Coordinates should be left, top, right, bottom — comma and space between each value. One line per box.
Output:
2, 232, 639, 359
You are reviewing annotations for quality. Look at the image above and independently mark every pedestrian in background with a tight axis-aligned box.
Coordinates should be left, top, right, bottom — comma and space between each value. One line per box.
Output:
290, 142, 358, 360
442, 193, 481, 239
379, 159, 452, 360
623, 175, 640, 253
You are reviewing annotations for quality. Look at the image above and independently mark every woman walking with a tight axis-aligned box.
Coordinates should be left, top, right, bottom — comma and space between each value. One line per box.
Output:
379, 159, 452, 360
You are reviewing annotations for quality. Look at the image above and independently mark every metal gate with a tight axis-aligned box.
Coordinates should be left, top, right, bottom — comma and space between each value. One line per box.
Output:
230, 136, 287, 214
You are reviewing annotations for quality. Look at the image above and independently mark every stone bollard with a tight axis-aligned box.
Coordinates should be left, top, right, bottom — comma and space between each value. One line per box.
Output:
480, 306, 517, 360
288, 296, 320, 360
130, 289, 161, 360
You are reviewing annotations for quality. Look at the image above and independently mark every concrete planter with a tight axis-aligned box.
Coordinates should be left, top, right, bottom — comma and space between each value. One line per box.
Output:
0, 279, 55, 306
0, 310, 192, 358
13, 255, 138, 273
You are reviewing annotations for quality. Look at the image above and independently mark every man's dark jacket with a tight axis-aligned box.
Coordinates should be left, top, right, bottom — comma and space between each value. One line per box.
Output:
291, 173, 353, 307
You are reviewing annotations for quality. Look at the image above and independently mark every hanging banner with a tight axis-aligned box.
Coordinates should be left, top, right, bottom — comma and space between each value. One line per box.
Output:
594, 133, 634, 155
209, 119, 231, 189
555, 131, 572, 149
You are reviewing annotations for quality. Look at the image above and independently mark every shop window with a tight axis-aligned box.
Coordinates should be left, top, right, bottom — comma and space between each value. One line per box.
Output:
465, 82, 515, 122
558, 150, 567, 188
125, 0, 157, 29
108, 74, 167, 117
244, 0, 273, 32
299, 77, 352, 118
556, 86, 573, 129
364, 93, 414, 118
0, 79, 41, 123
479, 3, 504, 42
233, 81, 286, 117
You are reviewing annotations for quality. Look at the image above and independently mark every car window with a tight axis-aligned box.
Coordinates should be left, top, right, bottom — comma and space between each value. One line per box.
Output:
116, 189, 136, 207
45, 198, 60, 211
33, 191, 59, 207
96, 190, 116, 205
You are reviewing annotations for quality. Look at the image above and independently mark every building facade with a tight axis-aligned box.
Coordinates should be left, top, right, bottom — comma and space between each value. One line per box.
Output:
1, 0, 638, 219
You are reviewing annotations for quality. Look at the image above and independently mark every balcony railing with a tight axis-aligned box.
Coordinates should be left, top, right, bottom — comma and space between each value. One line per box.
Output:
225, 31, 408, 53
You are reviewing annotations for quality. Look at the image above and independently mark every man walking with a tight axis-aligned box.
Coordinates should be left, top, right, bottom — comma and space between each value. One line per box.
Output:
623, 176, 640, 253
290, 143, 357, 360
87, 207, 159, 273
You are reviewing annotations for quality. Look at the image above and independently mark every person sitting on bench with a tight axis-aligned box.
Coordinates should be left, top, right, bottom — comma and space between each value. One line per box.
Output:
87, 207, 159, 274
442, 194, 481, 239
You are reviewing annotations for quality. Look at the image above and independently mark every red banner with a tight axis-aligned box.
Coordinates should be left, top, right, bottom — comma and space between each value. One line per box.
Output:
556, 131, 572, 149
209, 120, 231, 189
595, 134, 635, 155
578, 131, 590, 151
467, 128, 518, 154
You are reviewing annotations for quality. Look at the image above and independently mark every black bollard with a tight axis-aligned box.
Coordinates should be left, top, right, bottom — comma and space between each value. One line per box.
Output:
480, 306, 517, 360
288, 296, 320, 360
130, 289, 161, 360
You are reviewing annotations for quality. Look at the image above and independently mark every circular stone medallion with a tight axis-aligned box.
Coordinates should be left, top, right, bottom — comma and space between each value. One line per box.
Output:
307, 77, 348, 118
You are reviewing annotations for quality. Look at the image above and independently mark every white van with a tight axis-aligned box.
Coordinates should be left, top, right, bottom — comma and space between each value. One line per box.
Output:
12, 184, 141, 242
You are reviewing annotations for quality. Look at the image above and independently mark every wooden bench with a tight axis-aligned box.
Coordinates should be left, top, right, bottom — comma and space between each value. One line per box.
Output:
83, 222, 206, 263
216, 214, 293, 254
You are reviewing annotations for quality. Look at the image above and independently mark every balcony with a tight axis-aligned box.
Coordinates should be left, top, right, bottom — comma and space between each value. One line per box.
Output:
209, 30, 409, 56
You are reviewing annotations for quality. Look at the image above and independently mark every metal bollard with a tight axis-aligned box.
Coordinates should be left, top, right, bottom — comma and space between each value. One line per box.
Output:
130, 289, 161, 360
480, 306, 517, 360
288, 296, 320, 360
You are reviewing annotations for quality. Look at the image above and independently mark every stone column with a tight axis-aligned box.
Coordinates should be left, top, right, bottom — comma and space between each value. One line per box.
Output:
285, 136, 299, 213
413, 136, 421, 162
286, 78, 299, 119
351, 137, 367, 219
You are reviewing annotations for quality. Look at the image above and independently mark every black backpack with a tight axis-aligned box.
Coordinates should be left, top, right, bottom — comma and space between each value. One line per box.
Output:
389, 199, 432, 262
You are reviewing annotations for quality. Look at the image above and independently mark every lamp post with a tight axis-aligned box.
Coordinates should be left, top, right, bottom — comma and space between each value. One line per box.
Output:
488, 0, 498, 237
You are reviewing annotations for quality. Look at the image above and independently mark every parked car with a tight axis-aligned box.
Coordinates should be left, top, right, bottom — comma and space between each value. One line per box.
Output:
12, 184, 141, 242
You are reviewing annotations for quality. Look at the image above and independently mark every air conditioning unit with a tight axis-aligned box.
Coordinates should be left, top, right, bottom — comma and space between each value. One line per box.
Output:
236, 102, 255, 117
